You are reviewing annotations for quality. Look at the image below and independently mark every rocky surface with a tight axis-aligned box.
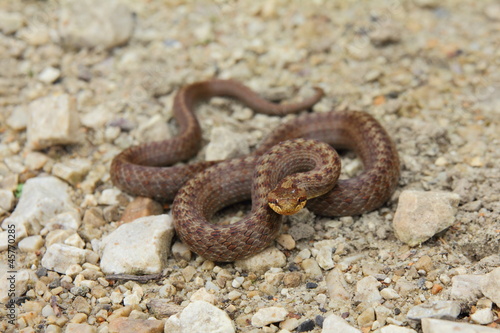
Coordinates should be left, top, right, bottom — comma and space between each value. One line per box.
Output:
0, 1, 499, 332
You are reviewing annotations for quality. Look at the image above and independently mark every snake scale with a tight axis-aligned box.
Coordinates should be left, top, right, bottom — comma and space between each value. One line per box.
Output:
111, 79, 400, 262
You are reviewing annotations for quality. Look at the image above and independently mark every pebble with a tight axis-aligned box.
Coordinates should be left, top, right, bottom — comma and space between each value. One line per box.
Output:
38, 66, 61, 84
480, 267, 500, 306
314, 240, 336, 270
380, 325, 417, 333
450, 274, 486, 303
484, 3, 500, 21
65, 323, 96, 333
99, 214, 174, 274
42, 243, 93, 274
326, 268, 351, 302
380, 288, 400, 300
52, 158, 92, 185
0, 189, 15, 214
301, 258, 323, 279
98, 188, 125, 206
421, 318, 500, 333
393, 190, 460, 246
0, 10, 24, 34
407, 300, 461, 321
27, 94, 80, 150
357, 307, 375, 327
108, 317, 164, 333
171, 241, 192, 262
59, 0, 135, 50
470, 308, 494, 325
0, 269, 37, 303
322, 314, 361, 333
2, 176, 81, 241
354, 276, 382, 304
165, 300, 235, 333
205, 127, 250, 161
296, 319, 315, 332
18, 235, 44, 252
190, 287, 216, 304
276, 233, 296, 250
7, 106, 28, 131
147, 298, 184, 318
251, 306, 288, 327
119, 197, 164, 223
234, 247, 286, 274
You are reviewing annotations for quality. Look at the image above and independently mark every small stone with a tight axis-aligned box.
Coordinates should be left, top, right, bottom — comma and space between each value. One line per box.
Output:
283, 272, 303, 288
276, 234, 295, 250
164, 301, 235, 333
314, 240, 335, 270
296, 319, 315, 332
65, 323, 96, 333
41, 244, 92, 274
205, 127, 250, 161
485, 3, 500, 21
52, 159, 92, 185
108, 317, 164, 333
407, 300, 461, 320
38, 67, 61, 83
98, 188, 125, 206
171, 241, 192, 261
251, 306, 288, 327
414, 255, 434, 272
326, 268, 351, 302
27, 94, 80, 149
18, 235, 44, 252
470, 308, 494, 325
451, 274, 486, 303
0, 189, 15, 214
322, 314, 361, 333
25, 152, 49, 170
280, 318, 300, 331
7, 106, 28, 131
59, 0, 135, 50
421, 318, 500, 333
380, 288, 400, 300
99, 215, 174, 274
147, 298, 183, 318
235, 247, 286, 274
137, 114, 171, 143
120, 197, 163, 223
380, 325, 417, 333
0, 11, 24, 34
354, 276, 382, 303
190, 287, 216, 304
357, 307, 375, 327
301, 258, 323, 279
0, 269, 37, 303
413, 0, 439, 8
64, 233, 85, 249
393, 190, 460, 246
480, 267, 500, 306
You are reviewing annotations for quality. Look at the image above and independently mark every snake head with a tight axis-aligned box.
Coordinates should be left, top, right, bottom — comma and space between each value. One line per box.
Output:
267, 185, 307, 215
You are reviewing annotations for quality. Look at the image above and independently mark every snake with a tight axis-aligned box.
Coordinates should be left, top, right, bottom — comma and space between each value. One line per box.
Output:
110, 79, 400, 262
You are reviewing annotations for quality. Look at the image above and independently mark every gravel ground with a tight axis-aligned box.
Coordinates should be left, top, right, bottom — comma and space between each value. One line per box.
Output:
0, 0, 499, 332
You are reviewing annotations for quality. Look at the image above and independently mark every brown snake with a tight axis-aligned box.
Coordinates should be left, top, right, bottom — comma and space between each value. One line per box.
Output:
110, 80, 400, 262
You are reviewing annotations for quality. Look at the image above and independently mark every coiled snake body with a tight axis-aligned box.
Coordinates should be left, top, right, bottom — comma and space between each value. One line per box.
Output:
111, 80, 400, 262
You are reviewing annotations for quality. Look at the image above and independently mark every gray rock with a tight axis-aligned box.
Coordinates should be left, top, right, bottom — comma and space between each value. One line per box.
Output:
393, 190, 460, 246
353, 276, 382, 304
451, 274, 486, 303
234, 247, 286, 274
407, 300, 461, 321
251, 306, 288, 327
322, 314, 361, 333
99, 214, 174, 274
27, 94, 80, 149
2, 177, 81, 241
165, 300, 235, 333
205, 127, 250, 161
58, 0, 135, 50
421, 318, 500, 333
41, 243, 92, 274
480, 267, 500, 306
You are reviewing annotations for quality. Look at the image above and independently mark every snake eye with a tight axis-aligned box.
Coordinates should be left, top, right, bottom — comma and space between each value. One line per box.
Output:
298, 197, 307, 203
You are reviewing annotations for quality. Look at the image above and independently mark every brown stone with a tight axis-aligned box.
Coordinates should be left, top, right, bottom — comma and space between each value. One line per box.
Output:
108, 317, 164, 333
120, 197, 164, 223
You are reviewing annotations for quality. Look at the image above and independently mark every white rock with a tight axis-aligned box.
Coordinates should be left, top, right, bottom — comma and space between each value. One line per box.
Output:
470, 308, 494, 325
0, 231, 10, 252
171, 241, 192, 261
41, 243, 92, 274
137, 114, 171, 143
6, 106, 28, 130
64, 233, 85, 248
393, 190, 460, 246
165, 300, 235, 333
353, 276, 382, 304
190, 287, 216, 304
314, 240, 335, 270
251, 306, 288, 327
2, 177, 81, 242
18, 235, 44, 252
421, 318, 500, 333
381, 325, 417, 333
38, 67, 61, 83
27, 94, 80, 149
326, 268, 351, 302
99, 215, 174, 275
205, 127, 250, 161
407, 301, 461, 320
25, 152, 49, 170
380, 288, 400, 300
451, 274, 486, 303
0, 270, 38, 303
481, 267, 500, 306
0, 11, 24, 34
52, 158, 92, 185
0, 189, 15, 214
322, 314, 361, 333
98, 188, 123, 206
58, 0, 135, 50
234, 247, 286, 274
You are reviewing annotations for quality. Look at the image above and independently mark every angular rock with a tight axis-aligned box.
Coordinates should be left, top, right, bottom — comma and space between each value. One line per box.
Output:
164, 300, 235, 333
451, 274, 486, 303
52, 158, 92, 185
0, 269, 38, 303
205, 127, 250, 161
234, 247, 286, 274
480, 267, 500, 306
2, 176, 81, 241
380, 325, 417, 333
393, 190, 460, 246
421, 318, 499, 333
99, 215, 174, 275
322, 314, 361, 333
407, 300, 461, 321
41, 243, 92, 274
59, 0, 135, 50
0, 11, 24, 34
326, 268, 351, 302
0, 189, 15, 214
251, 306, 288, 327
27, 94, 80, 149
353, 276, 382, 304
108, 317, 164, 333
